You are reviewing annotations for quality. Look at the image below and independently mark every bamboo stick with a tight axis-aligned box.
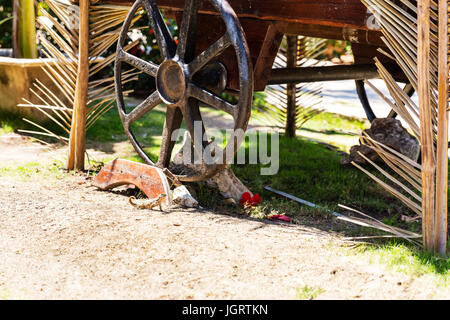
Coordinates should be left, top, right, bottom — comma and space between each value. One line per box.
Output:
21, 118, 69, 144
434, 0, 448, 255
418, 0, 436, 251
67, 0, 89, 171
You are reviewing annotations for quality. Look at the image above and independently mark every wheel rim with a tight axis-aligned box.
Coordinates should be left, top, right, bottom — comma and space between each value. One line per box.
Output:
355, 80, 414, 122
114, 0, 253, 182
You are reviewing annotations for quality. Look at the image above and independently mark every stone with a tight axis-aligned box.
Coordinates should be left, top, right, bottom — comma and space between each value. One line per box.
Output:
172, 185, 199, 208
341, 118, 420, 165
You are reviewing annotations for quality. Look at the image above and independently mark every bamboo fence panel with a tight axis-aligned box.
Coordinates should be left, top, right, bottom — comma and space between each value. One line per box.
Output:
19, 0, 142, 170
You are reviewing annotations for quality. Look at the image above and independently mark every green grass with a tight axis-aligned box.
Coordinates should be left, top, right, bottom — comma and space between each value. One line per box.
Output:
0, 288, 10, 300
352, 241, 450, 286
301, 111, 367, 134
0, 160, 68, 180
0, 110, 24, 136
87, 105, 166, 143
297, 112, 368, 152
0, 109, 67, 142
86, 104, 188, 162
250, 108, 369, 152
295, 285, 325, 300
231, 131, 415, 219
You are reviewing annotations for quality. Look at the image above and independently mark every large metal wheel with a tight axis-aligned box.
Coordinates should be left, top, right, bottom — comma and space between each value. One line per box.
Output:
355, 79, 415, 122
114, 0, 253, 182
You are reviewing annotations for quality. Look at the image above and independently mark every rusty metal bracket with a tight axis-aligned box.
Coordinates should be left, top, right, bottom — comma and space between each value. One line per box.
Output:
92, 158, 172, 206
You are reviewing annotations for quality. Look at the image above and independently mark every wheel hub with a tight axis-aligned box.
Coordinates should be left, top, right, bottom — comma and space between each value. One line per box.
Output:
156, 60, 186, 105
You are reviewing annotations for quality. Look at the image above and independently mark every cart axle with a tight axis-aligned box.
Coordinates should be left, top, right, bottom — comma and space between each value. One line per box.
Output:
268, 63, 403, 85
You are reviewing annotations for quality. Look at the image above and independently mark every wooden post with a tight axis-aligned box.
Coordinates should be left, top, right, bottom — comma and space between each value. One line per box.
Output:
418, 0, 436, 251
67, 0, 89, 171
434, 0, 448, 255
285, 35, 297, 138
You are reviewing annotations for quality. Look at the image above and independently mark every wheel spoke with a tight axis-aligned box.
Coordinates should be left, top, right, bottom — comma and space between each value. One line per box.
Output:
188, 34, 231, 75
142, 0, 176, 58
182, 99, 210, 161
125, 91, 161, 125
188, 84, 236, 118
176, 0, 199, 62
118, 49, 159, 77
157, 107, 183, 168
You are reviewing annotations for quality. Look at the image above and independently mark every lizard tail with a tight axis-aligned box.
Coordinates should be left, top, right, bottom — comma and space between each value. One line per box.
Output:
129, 196, 138, 207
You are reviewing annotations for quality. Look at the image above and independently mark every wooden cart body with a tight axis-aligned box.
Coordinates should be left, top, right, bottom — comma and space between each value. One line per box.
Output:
108, 0, 386, 90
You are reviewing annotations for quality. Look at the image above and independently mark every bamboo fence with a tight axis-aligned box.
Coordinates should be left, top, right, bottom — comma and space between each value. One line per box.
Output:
360, 0, 449, 254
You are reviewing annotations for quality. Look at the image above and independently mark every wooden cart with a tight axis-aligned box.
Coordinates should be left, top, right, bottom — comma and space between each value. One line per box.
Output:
110, 0, 410, 180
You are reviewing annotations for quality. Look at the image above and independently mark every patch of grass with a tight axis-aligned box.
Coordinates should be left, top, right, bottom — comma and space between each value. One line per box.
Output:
245, 199, 334, 222
295, 285, 325, 300
298, 112, 369, 153
250, 110, 368, 152
352, 241, 450, 286
0, 160, 67, 180
194, 182, 224, 209
0, 122, 14, 136
0, 288, 10, 300
87, 103, 189, 162
0, 109, 67, 143
301, 111, 368, 134
0, 110, 24, 136
232, 131, 414, 222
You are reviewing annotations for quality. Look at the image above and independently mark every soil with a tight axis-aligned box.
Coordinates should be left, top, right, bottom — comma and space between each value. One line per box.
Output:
0, 133, 448, 299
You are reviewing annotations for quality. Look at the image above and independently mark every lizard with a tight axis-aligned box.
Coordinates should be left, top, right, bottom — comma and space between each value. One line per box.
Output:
128, 193, 167, 211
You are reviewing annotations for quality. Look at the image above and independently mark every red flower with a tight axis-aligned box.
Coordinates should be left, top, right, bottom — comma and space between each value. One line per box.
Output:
240, 192, 261, 207
268, 214, 291, 222
250, 193, 261, 206
240, 192, 251, 206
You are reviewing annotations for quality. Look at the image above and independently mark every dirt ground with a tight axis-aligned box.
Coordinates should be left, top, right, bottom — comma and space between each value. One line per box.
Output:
0, 134, 448, 299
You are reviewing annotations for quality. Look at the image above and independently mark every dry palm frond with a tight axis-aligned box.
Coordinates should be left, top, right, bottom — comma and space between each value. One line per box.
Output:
338, 204, 422, 246
19, 0, 142, 143
358, 0, 447, 248
252, 36, 326, 129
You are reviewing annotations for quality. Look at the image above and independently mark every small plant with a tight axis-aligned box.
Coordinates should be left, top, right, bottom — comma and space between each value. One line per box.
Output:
0, 288, 10, 300
295, 285, 325, 300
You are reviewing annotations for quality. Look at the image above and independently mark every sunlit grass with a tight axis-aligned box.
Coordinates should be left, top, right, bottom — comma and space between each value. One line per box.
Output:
295, 285, 325, 300
0, 110, 23, 136
0, 160, 67, 180
352, 241, 450, 286
0, 288, 10, 300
